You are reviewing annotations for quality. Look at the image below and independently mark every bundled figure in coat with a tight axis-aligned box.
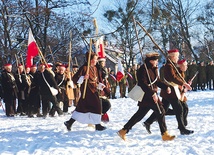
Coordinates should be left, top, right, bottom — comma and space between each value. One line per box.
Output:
96, 58, 111, 123
143, 59, 191, 134
159, 49, 194, 135
117, 52, 175, 141
37, 64, 63, 118
64, 52, 106, 131
1, 63, 18, 117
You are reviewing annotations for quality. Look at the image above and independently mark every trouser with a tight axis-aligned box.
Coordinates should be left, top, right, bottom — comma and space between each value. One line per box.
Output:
100, 98, 111, 114
41, 95, 63, 116
119, 83, 126, 98
164, 98, 186, 130
208, 79, 214, 90
4, 99, 16, 116
146, 98, 189, 127
17, 99, 25, 114
57, 88, 69, 112
123, 104, 166, 135
110, 86, 116, 99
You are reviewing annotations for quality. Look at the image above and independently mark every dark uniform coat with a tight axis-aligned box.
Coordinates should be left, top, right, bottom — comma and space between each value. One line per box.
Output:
137, 63, 168, 107
160, 60, 184, 99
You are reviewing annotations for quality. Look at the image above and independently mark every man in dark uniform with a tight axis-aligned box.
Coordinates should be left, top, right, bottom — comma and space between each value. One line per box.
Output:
71, 64, 80, 106
55, 64, 69, 114
160, 49, 194, 135
38, 64, 63, 117
188, 60, 198, 91
28, 65, 42, 117
118, 75, 127, 98
15, 64, 27, 116
108, 70, 117, 99
198, 61, 206, 90
117, 52, 175, 141
96, 59, 111, 123
143, 59, 191, 133
206, 60, 214, 90
1, 63, 18, 117
126, 67, 135, 93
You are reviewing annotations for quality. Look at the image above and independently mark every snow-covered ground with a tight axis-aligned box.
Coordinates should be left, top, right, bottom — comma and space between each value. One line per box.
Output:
0, 90, 214, 155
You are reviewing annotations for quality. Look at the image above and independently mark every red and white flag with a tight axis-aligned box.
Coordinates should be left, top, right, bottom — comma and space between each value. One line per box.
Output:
26, 28, 39, 67
96, 36, 106, 61
116, 59, 124, 81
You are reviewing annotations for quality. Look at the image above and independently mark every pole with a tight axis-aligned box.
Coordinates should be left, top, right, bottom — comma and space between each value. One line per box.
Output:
82, 38, 93, 99
48, 45, 55, 64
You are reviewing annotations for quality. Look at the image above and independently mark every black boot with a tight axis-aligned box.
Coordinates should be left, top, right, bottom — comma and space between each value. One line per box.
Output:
95, 124, 106, 131
143, 122, 151, 134
180, 129, 194, 135
64, 118, 75, 131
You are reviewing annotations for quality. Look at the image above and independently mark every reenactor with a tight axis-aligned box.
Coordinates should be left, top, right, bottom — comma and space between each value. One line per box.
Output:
96, 59, 111, 123
198, 61, 206, 90
131, 64, 138, 85
126, 67, 135, 93
15, 64, 27, 116
23, 66, 34, 117
117, 52, 175, 141
55, 64, 70, 114
71, 64, 80, 106
143, 59, 191, 134
159, 49, 194, 135
1, 63, 18, 117
28, 65, 42, 117
108, 70, 117, 99
65, 64, 75, 108
64, 52, 106, 131
188, 60, 198, 91
118, 75, 127, 98
206, 60, 214, 90
38, 64, 63, 117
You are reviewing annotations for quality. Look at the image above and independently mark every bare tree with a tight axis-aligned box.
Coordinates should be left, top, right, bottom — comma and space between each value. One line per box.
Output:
0, 0, 93, 67
102, 0, 152, 67
156, 0, 201, 61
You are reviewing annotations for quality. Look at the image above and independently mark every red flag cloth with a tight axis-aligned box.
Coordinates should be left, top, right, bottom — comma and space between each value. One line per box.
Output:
116, 59, 124, 81
26, 29, 39, 67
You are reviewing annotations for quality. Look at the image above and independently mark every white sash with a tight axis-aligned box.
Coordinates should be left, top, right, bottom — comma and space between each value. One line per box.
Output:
164, 78, 181, 99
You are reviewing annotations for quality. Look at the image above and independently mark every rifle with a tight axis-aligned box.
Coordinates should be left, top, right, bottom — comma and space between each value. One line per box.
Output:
180, 71, 199, 101
15, 54, 22, 83
66, 31, 75, 100
20, 54, 31, 93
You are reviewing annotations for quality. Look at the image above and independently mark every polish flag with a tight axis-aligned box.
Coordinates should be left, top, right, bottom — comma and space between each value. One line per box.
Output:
26, 28, 39, 67
96, 36, 106, 61
116, 59, 124, 81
